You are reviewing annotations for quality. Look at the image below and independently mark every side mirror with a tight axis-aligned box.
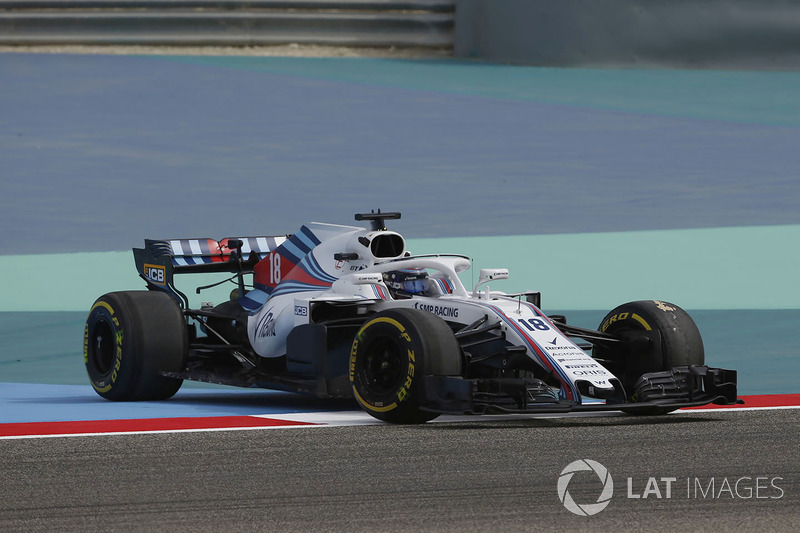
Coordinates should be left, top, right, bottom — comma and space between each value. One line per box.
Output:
472, 268, 509, 296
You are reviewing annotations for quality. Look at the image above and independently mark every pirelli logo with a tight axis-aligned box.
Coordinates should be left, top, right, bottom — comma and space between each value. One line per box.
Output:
143, 263, 166, 286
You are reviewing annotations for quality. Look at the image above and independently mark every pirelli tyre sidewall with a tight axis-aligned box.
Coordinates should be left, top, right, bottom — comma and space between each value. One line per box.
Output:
594, 300, 704, 399
350, 308, 461, 424
84, 291, 187, 401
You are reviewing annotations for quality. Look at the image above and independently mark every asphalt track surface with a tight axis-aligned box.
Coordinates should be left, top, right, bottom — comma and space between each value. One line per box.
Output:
0, 409, 797, 532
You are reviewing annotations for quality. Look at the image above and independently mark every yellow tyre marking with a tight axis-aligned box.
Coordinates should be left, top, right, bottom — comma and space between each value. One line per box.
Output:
631, 313, 652, 331
359, 316, 406, 335
83, 324, 89, 364
90, 300, 115, 315
351, 315, 411, 412
91, 382, 113, 394
88, 299, 122, 392
352, 387, 398, 413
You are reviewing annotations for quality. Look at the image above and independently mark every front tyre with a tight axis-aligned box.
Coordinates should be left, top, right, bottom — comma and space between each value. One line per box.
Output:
350, 308, 461, 424
594, 300, 704, 412
84, 291, 187, 401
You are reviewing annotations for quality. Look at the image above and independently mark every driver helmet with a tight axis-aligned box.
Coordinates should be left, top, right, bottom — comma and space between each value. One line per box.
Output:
384, 268, 429, 296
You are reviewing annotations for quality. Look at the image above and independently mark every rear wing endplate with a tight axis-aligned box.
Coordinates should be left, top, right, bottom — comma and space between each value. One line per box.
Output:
133, 236, 287, 306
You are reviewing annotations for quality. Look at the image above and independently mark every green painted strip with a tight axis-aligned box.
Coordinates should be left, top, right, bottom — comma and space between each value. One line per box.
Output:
159, 56, 800, 127
1, 225, 798, 312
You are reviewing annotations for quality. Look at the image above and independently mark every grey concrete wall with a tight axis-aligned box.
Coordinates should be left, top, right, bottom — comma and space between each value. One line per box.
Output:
455, 0, 800, 68
0, 1, 455, 47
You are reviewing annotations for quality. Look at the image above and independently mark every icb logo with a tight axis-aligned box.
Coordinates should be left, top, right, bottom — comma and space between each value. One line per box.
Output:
143, 264, 166, 286
557, 459, 613, 516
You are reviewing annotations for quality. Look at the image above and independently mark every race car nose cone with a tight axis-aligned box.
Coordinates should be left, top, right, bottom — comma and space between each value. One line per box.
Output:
577, 380, 617, 399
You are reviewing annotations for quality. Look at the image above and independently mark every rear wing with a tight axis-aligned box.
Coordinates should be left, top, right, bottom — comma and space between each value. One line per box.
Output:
133, 236, 287, 305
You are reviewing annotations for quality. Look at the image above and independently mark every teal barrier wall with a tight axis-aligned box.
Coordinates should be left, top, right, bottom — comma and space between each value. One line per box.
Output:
413, 225, 800, 311
5, 309, 797, 393
2, 224, 798, 312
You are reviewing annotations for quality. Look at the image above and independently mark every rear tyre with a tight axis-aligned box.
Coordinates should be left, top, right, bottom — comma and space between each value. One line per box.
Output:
350, 308, 461, 424
84, 291, 187, 401
593, 300, 703, 413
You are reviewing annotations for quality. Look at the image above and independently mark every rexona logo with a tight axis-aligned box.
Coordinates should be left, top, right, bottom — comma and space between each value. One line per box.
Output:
557, 459, 614, 516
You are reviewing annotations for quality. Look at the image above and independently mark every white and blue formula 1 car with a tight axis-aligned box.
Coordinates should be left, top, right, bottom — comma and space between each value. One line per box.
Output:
84, 211, 740, 423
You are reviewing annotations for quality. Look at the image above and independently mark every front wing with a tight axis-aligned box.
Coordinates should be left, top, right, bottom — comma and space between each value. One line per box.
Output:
420, 365, 741, 415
